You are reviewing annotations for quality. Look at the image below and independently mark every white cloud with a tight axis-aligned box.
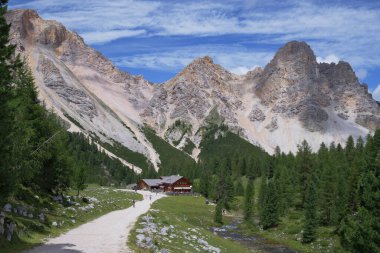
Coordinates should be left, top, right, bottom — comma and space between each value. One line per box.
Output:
230, 66, 258, 75
81, 29, 146, 44
112, 45, 273, 75
372, 84, 380, 101
9, 0, 380, 74
355, 68, 367, 80
316, 54, 340, 64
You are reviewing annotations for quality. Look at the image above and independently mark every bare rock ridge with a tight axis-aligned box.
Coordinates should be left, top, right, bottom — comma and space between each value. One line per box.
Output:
5, 9, 380, 165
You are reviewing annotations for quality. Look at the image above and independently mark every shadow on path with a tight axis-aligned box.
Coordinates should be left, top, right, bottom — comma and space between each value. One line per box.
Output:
26, 243, 83, 253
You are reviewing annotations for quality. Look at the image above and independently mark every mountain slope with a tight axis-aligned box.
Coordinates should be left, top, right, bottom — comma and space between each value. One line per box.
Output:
5, 9, 380, 168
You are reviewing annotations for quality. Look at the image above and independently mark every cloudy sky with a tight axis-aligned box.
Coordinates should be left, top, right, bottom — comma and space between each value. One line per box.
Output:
9, 0, 380, 100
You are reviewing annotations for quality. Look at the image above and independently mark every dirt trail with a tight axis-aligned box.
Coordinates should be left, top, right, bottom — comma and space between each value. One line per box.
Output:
25, 191, 165, 253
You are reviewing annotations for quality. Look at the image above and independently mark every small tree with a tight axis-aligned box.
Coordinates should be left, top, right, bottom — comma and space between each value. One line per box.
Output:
244, 178, 255, 222
73, 164, 87, 196
214, 200, 223, 224
303, 179, 318, 243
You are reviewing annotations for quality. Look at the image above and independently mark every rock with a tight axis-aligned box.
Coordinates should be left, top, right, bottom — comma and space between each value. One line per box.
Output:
208, 246, 221, 253
355, 114, 380, 130
38, 213, 45, 222
136, 233, 145, 242
265, 117, 278, 132
71, 219, 76, 224
0, 212, 5, 235
160, 249, 169, 253
338, 113, 349, 120
3, 204, 12, 212
160, 226, 169, 235
28, 213, 33, 219
6, 222, 16, 241
249, 106, 266, 122
299, 105, 328, 132
52, 221, 58, 227
52, 195, 63, 202
198, 238, 209, 246
145, 236, 153, 247
88, 197, 99, 203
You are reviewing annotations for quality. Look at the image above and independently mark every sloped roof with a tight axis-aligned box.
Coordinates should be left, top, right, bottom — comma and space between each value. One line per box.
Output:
141, 175, 184, 187
160, 175, 183, 184
141, 179, 162, 187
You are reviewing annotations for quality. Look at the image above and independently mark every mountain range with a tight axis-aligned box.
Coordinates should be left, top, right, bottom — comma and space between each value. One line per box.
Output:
5, 9, 380, 171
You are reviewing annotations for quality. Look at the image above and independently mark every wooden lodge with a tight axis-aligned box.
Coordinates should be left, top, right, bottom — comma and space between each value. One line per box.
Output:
137, 175, 192, 193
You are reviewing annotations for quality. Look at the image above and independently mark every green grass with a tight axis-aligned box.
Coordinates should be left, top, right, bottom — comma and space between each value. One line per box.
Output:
129, 196, 253, 253
0, 185, 142, 253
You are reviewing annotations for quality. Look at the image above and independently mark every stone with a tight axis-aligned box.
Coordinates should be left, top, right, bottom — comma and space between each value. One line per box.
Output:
28, 213, 33, 219
52, 221, 58, 227
38, 213, 45, 222
6, 222, 16, 241
265, 117, 278, 132
160, 226, 169, 236
3, 204, 12, 212
52, 195, 63, 202
0, 212, 5, 235
249, 106, 266, 122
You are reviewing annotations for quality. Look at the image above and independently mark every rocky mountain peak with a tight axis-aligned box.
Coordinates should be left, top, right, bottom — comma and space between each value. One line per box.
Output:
166, 56, 234, 89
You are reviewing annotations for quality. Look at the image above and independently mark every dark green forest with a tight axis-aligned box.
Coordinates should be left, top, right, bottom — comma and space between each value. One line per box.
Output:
190, 126, 380, 253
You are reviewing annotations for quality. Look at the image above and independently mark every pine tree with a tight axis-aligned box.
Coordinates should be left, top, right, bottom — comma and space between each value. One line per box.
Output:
244, 178, 255, 222
260, 180, 279, 229
0, 0, 21, 199
302, 179, 318, 243
296, 140, 314, 207
73, 163, 87, 196
214, 200, 223, 224
234, 179, 245, 196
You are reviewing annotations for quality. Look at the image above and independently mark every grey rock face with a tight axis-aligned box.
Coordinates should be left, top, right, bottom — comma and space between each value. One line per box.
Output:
38, 57, 98, 118
265, 117, 278, 132
249, 106, 266, 122
355, 114, 380, 130
299, 105, 328, 132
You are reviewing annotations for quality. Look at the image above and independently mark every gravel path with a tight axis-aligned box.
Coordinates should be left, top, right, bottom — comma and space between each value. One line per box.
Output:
26, 190, 165, 253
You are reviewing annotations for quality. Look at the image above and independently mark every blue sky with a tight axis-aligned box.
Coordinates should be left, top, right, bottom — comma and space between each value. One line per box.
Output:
9, 0, 380, 100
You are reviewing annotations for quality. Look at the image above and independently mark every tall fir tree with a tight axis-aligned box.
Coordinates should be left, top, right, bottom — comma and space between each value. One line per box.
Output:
302, 179, 318, 243
244, 178, 255, 222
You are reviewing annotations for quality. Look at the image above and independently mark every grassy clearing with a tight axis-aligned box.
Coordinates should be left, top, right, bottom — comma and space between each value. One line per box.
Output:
129, 195, 253, 253
0, 185, 142, 253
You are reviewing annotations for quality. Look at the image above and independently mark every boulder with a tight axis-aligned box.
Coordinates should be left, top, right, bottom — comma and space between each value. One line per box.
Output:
38, 212, 45, 222
6, 221, 16, 241
3, 204, 12, 212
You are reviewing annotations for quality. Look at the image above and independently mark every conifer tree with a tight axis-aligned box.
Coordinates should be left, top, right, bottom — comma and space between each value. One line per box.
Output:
302, 179, 318, 243
244, 178, 255, 222
214, 200, 223, 224
260, 180, 279, 229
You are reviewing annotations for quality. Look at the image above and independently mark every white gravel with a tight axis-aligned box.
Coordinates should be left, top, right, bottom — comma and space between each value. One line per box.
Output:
25, 191, 165, 253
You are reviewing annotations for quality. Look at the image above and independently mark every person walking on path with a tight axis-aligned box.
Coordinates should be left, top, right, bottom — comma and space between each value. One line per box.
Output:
132, 199, 135, 208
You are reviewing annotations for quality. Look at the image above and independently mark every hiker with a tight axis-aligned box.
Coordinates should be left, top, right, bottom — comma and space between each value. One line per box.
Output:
132, 199, 135, 208
149, 195, 152, 201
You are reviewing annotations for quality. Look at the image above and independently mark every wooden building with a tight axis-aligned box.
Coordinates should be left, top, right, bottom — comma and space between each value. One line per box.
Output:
137, 175, 192, 193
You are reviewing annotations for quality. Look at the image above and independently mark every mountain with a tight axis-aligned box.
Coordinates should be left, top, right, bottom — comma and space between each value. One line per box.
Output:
5, 9, 380, 170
